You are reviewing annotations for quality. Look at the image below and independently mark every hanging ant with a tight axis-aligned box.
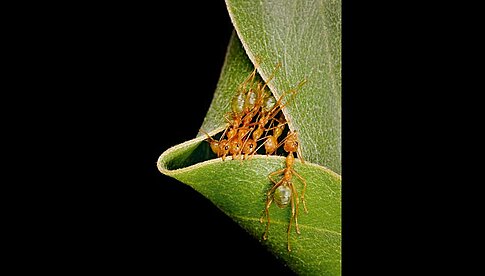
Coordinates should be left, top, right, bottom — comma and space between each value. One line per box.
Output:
260, 131, 307, 252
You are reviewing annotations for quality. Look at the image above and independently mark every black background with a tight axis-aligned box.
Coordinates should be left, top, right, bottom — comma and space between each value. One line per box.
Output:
13, 1, 474, 275
15, 1, 431, 274
34, 1, 479, 275
35, 1, 298, 274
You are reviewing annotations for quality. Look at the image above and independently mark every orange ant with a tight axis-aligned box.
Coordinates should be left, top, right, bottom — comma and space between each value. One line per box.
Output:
199, 129, 231, 160
263, 113, 287, 155
260, 131, 307, 252
248, 79, 306, 159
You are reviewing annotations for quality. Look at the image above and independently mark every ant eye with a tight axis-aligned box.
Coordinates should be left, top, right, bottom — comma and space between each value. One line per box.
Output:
225, 146, 229, 150
249, 144, 253, 148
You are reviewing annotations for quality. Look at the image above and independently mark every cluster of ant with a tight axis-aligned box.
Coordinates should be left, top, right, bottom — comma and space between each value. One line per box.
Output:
201, 65, 307, 252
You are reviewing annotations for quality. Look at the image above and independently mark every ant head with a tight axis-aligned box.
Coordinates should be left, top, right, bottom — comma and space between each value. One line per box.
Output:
242, 139, 256, 155
229, 139, 241, 155
218, 140, 230, 156
284, 132, 299, 153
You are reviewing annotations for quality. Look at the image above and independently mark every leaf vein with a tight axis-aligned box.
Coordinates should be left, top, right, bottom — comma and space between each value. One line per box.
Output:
230, 214, 341, 236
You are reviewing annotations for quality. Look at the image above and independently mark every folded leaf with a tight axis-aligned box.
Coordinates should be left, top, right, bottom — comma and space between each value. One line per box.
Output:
158, 0, 341, 274
158, 133, 341, 275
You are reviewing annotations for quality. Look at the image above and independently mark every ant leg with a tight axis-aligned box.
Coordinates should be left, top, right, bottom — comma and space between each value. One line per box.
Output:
292, 168, 308, 214
266, 179, 285, 203
267, 87, 298, 118
290, 182, 301, 234
287, 188, 296, 252
262, 170, 284, 240
296, 79, 307, 89
266, 120, 287, 131
296, 137, 305, 164
199, 128, 216, 141
199, 128, 221, 157
259, 197, 267, 223
265, 78, 306, 125
238, 126, 254, 160
273, 130, 292, 151
264, 118, 275, 139
248, 137, 267, 160
262, 177, 285, 241
260, 62, 281, 91
219, 123, 230, 143
297, 149, 305, 164
247, 133, 272, 160
240, 66, 258, 91
268, 169, 285, 185
270, 79, 306, 116
262, 196, 273, 240
223, 113, 232, 124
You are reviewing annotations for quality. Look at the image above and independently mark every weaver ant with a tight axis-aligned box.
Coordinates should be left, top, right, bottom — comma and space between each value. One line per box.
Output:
262, 113, 287, 156
199, 129, 231, 160
260, 131, 307, 252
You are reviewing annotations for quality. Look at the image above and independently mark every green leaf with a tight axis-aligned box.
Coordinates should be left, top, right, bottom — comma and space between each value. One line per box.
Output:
157, 0, 341, 275
198, 32, 257, 134
226, 0, 341, 173
157, 134, 341, 275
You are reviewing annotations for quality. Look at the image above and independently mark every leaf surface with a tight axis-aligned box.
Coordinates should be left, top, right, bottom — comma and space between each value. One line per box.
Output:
226, 0, 341, 172
158, 133, 341, 275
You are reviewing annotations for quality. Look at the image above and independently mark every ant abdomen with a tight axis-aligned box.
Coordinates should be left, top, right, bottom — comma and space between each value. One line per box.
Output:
262, 94, 276, 113
244, 89, 257, 112
232, 91, 246, 114
264, 135, 278, 155
274, 183, 291, 208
